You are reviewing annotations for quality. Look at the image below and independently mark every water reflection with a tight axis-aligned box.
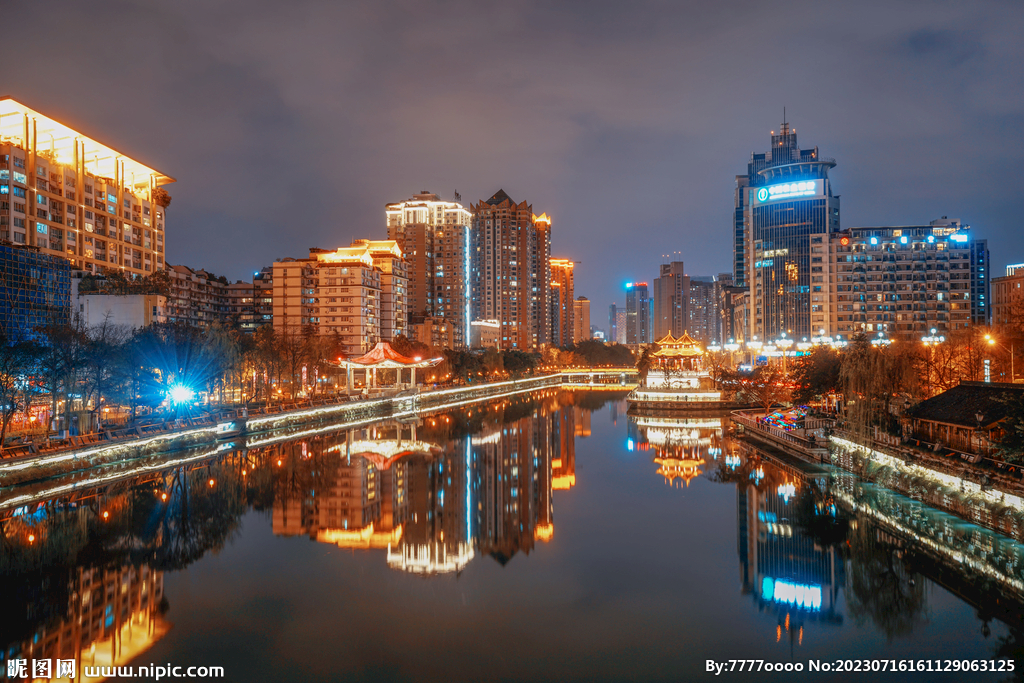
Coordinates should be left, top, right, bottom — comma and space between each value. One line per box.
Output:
4, 393, 1024, 679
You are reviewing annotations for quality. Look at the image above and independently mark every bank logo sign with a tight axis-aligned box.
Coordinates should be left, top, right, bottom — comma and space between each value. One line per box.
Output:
754, 179, 822, 204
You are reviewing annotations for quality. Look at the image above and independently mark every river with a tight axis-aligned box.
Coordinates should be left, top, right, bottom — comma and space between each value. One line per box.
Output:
2, 390, 1022, 682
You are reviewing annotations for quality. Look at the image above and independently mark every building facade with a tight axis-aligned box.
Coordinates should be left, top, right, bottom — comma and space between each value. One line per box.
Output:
625, 282, 650, 345
550, 258, 575, 347
0, 243, 71, 340
166, 265, 231, 328
688, 277, 716, 341
0, 98, 172, 278
573, 296, 590, 343
470, 190, 551, 351
826, 219, 987, 339
386, 191, 470, 347
742, 122, 840, 340
653, 261, 688, 340
992, 263, 1024, 328
272, 241, 407, 357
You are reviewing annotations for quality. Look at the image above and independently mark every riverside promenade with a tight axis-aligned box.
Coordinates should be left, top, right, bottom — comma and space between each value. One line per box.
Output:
0, 370, 637, 490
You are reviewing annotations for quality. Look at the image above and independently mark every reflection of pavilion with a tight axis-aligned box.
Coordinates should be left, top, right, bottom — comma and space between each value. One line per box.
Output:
630, 416, 725, 489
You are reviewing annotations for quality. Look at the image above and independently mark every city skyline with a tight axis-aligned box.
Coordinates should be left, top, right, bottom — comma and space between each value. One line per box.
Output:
2, 1, 1021, 319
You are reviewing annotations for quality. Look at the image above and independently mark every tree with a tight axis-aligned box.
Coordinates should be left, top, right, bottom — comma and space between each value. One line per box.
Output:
0, 339, 35, 453
636, 347, 653, 383
994, 392, 1024, 463
790, 346, 841, 403
747, 364, 789, 414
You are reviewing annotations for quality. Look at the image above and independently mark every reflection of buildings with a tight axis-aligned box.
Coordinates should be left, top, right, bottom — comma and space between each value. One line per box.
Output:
736, 448, 843, 642
270, 401, 578, 572
474, 415, 553, 564
5, 564, 167, 683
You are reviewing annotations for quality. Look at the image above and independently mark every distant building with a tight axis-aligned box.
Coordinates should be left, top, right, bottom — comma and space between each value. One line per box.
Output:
550, 258, 575, 347
992, 263, 1024, 328
411, 316, 454, 349
0, 97, 173, 278
73, 277, 166, 330
653, 262, 687, 340
688, 277, 716, 341
0, 244, 70, 340
573, 296, 590, 343
254, 266, 274, 331
470, 319, 500, 349
608, 304, 619, 344
166, 265, 231, 328
386, 191, 470, 347
625, 282, 650, 345
470, 190, 551, 350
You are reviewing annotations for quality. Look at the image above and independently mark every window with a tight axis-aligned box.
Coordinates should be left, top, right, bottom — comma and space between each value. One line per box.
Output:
36, 222, 48, 234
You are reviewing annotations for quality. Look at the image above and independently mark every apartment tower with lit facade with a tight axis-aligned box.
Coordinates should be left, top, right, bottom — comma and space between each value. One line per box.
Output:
0, 98, 173, 276
386, 191, 470, 347
470, 190, 551, 350
550, 258, 575, 347
739, 121, 840, 340
826, 218, 989, 339
272, 240, 407, 357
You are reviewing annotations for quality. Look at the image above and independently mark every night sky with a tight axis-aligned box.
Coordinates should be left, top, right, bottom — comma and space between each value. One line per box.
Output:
4, 0, 1023, 324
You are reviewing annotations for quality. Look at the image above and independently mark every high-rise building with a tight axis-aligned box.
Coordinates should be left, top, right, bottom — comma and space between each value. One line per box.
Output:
625, 282, 650, 345
272, 240, 407, 357
740, 121, 840, 340
0, 243, 70, 340
609, 304, 619, 344
550, 258, 575, 347
470, 190, 551, 350
688, 277, 716, 341
573, 296, 590, 343
653, 261, 688, 339
0, 98, 173, 277
386, 191, 470, 347
614, 308, 627, 344
992, 263, 1024, 328
826, 220, 988, 339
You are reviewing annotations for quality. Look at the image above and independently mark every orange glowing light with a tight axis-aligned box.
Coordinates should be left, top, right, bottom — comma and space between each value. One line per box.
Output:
840, 237, 850, 246
161, 493, 167, 501
102, 511, 109, 519
28, 534, 35, 542
208, 479, 215, 487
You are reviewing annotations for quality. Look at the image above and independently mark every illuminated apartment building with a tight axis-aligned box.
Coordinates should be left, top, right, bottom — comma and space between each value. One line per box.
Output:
272, 240, 407, 357
993, 263, 1024, 328
573, 296, 590, 343
0, 98, 173, 276
386, 191, 470, 347
826, 219, 989, 339
470, 190, 552, 350
550, 258, 575, 347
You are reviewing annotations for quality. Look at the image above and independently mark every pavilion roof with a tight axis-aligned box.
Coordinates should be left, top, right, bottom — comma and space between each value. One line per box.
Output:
651, 331, 704, 358
337, 341, 443, 368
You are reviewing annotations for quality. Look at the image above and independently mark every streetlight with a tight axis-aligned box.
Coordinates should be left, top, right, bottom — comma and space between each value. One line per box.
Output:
921, 328, 945, 396
776, 334, 794, 372
870, 331, 892, 347
985, 333, 1015, 382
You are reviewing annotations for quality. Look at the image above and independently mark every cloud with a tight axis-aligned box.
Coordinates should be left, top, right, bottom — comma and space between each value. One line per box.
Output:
2, 0, 1022, 316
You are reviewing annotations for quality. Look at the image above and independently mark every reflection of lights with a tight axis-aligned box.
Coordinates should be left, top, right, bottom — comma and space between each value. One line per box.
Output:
28, 534, 35, 543
725, 455, 741, 469
778, 482, 797, 502
762, 577, 822, 610
102, 511, 109, 519
750, 467, 765, 482
626, 438, 635, 452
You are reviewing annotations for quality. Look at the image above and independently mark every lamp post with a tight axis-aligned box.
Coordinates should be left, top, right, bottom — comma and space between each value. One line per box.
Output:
985, 333, 1015, 383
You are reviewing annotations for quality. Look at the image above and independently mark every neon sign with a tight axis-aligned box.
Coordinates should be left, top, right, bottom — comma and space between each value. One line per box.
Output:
756, 180, 820, 203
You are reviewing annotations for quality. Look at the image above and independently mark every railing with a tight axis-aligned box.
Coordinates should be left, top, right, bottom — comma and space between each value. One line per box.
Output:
732, 412, 829, 454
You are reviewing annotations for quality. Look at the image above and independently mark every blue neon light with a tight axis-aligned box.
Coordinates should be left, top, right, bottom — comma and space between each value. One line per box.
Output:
869, 237, 878, 245
759, 180, 818, 202
951, 234, 969, 243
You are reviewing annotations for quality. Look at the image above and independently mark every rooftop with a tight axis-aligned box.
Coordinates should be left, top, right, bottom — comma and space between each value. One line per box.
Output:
905, 381, 1024, 428
0, 97, 174, 188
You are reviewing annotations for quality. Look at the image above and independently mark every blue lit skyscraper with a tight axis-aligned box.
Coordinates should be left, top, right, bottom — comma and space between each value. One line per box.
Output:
738, 121, 840, 340
625, 282, 649, 345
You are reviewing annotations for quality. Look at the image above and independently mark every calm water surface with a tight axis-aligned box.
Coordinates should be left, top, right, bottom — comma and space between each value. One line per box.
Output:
3, 391, 1024, 682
